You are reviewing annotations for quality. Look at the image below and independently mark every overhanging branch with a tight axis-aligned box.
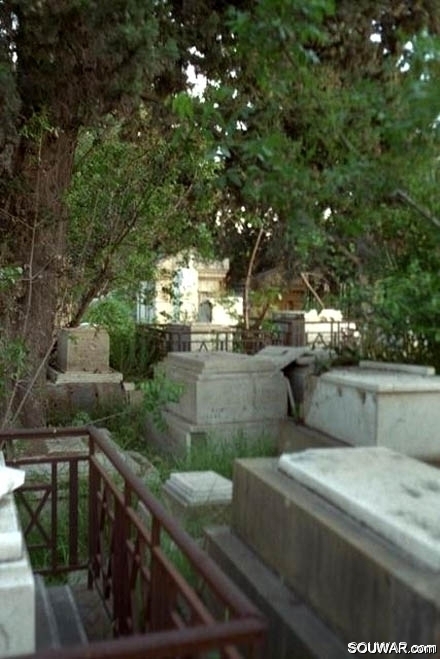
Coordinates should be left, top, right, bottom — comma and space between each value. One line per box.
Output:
393, 189, 440, 231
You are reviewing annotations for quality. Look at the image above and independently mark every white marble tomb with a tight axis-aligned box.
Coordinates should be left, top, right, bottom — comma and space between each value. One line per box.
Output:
304, 362, 440, 459
279, 446, 440, 570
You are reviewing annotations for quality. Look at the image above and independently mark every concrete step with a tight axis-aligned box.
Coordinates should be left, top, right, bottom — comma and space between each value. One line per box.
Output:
35, 575, 88, 651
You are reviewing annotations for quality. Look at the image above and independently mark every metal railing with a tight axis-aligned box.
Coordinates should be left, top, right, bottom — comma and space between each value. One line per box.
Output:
1, 426, 266, 659
147, 320, 358, 354
112, 319, 360, 378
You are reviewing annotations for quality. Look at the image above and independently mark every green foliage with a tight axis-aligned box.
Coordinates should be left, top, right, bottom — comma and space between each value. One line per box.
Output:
83, 295, 141, 375
64, 115, 219, 324
138, 372, 183, 432
0, 332, 27, 403
360, 261, 440, 369
84, 295, 135, 338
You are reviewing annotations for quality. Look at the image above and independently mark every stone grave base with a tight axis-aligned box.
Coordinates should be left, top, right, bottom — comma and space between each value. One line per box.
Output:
46, 380, 124, 418
145, 409, 279, 455
205, 526, 348, 659
232, 453, 440, 646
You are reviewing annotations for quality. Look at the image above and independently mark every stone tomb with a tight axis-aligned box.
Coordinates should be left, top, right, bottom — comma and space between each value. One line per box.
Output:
163, 471, 232, 526
150, 352, 287, 452
47, 326, 123, 414
304, 360, 440, 459
0, 454, 35, 657
227, 447, 440, 649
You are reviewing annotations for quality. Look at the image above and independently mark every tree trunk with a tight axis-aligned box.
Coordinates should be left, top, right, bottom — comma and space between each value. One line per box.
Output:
1, 129, 77, 428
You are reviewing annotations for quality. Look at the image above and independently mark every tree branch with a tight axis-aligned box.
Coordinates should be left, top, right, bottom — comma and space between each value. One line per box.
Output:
300, 272, 324, 309
393, 189, 440, 231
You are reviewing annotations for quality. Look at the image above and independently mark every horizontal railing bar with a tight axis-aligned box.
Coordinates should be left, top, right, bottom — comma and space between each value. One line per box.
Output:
17, 618, 266, 659
36, 563, 88, 575
0, 427, 89, 441
18, 483, 51, 491
8, 454, 89, 466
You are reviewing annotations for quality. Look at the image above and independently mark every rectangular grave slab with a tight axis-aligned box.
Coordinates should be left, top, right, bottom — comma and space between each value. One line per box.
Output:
304, 363, 440, 459
163, 471, 232, 527
164, 471, 232, 505
232, 451, 440, 647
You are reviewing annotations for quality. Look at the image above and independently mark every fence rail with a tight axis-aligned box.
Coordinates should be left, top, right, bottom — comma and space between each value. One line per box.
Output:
138, 319, 358, 354
2, 426, 266, 659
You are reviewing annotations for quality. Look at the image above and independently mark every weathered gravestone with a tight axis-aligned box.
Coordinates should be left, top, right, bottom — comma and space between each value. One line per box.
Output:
147, 351, 287, 453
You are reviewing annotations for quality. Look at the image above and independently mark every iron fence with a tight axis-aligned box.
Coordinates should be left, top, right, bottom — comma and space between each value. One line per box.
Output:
138, 319, 358, 355
1, 426, 266, 659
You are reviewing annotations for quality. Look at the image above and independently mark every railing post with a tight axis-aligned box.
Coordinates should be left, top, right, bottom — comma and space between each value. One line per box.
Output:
51, 462, 58, 574
112, 498, 131, 635
149, 518, 166, 632
68, 458, 79, 567
88, 435, 98, 589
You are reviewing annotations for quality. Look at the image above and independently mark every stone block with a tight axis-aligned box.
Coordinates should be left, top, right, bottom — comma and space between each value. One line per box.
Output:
0, 455, 35, 657
256, 346, 316, 370
56, 326, 110, 373
164, 471, 232, 505
145, 409, 279, 456
359, 360, 436, 376
163, 471, 232, 528
46, 381, 124, 418
161, 351, 287, 426
304, 365, 440, 459
232, 454, 440, 646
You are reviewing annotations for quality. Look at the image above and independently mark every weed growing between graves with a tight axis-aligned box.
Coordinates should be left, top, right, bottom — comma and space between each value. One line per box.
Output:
145, 432, 276, 483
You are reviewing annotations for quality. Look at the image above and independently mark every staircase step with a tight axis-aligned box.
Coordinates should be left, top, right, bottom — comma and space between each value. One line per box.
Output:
35, 575, 61, 650
35, 575, 88, 651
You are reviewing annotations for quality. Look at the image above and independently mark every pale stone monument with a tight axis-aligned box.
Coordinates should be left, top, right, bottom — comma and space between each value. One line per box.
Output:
279, 447, 440, 570
0, 455, 35, 658
147, 352, 287, 452
304, 361, 440, 459
49, 326, 122, 383
56, 326, 110, 373
148, 351, 287, 452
